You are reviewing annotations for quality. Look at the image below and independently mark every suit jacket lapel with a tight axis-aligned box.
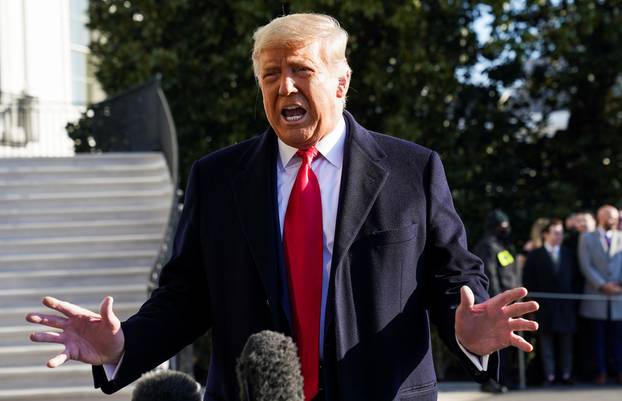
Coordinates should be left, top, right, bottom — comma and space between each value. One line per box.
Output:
231, 129, 290, 333
324, 111, 390, 336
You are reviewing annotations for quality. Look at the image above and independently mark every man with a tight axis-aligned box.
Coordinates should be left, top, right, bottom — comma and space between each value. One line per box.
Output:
473, 210, 520, 391
26, 14, 538, 401
578, 205, 622, 384
523, 219, 576, 385
474, 210, 520, 298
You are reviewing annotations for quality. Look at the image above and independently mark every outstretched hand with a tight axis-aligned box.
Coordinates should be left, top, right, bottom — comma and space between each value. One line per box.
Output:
26, 296, 125, 368
455, 286, 539, 356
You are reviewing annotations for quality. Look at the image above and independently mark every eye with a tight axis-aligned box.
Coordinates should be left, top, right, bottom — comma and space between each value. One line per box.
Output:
294, 66, 312, 75
262, 71, 278, 82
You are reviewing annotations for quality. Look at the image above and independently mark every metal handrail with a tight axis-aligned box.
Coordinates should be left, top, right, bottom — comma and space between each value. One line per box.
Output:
74, 76, 181, 289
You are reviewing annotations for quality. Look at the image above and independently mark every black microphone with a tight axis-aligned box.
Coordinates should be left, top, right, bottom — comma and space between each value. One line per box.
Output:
236, 330, 304, 401
132, 369, 202, 401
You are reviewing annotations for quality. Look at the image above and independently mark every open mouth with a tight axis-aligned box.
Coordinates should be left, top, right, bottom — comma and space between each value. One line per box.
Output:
281, 105, 307, 122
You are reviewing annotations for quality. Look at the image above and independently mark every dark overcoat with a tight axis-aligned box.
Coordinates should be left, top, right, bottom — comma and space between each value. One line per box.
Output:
93, 111, 497, 401
522, 246, 577, 333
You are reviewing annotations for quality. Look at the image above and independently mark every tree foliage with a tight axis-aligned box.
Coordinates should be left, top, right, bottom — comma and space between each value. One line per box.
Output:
83, 0, 622, 244
481, 0, 622, 238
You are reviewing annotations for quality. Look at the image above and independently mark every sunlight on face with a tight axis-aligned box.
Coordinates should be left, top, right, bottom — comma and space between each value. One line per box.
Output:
257, 42, 349, 149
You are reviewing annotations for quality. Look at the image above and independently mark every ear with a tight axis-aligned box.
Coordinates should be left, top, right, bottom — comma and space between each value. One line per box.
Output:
336, 69, 352, 99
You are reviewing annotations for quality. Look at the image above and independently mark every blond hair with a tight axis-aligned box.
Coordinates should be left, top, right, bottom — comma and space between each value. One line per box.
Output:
252, 13, 350, 78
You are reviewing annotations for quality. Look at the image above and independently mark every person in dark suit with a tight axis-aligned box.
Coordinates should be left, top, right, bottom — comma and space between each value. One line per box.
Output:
26, 13, 539, 401
523, 219, 577, 385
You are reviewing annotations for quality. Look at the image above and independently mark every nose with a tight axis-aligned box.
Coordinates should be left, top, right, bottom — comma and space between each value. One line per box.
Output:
278, 74, 297, 96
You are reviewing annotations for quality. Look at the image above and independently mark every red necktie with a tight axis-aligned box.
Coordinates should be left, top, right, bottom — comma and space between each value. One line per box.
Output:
283, 147, 323, 401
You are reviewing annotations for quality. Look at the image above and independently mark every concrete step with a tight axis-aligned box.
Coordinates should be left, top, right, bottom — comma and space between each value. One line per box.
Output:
0, 233, 163, 253
0, 203, 170, 223
0, 187, 174, 208
0, 165, 168, 180
0, 152, 172, 401
0, 326, 47, 347
0, 344, 65, 367
0, 302, 142, 327
0, 385, 132, 401
0, 284, 148, 308
0, 174, 172, 193
0, 249, 158, 270
0, 152, 165, 167
0, 266, 151, 290
0, 363, 93, 390
0, 219, 167, 239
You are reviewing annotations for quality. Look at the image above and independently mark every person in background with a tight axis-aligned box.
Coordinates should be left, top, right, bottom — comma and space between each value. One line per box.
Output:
562, 211, 595, 382
523, 219, 577, 385
473, 210, 521, 392
563, 211, 596, 295
475, 210, 521, 298
578, 205, 622, 385
564, 211, 596, 260
517, 218, 550, 274
523, 218, 551, 254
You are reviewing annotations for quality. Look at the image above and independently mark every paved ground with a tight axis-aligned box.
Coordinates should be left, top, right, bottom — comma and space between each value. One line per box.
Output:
438, 382, 622, 401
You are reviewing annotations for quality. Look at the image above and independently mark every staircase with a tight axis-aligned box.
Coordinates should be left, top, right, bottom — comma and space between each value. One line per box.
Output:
0, 153, 175, 400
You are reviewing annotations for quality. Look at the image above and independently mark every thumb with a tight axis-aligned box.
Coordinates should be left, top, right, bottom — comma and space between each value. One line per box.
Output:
99, 296, 121, 332
458, 285, 475, 311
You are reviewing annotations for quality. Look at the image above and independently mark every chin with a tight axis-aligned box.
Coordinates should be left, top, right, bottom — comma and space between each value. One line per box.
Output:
276, 128, 317, 148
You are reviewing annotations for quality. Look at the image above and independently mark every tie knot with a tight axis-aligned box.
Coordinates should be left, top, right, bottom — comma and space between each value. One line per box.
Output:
296, 147, 319, 165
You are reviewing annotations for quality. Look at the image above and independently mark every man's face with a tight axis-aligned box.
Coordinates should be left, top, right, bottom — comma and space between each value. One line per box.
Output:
598, 208, 619, 231
575, 214, 588, 232
544, 224, 563, 247
257, 42, 349, 148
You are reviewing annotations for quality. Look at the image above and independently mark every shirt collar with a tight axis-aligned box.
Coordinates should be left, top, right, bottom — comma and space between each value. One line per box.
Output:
598, 227, 614, 238
277, 116, 346, 169
544, 243, 559, 254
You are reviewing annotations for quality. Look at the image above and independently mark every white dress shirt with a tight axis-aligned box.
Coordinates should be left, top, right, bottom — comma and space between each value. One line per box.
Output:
544, 243, 560, 265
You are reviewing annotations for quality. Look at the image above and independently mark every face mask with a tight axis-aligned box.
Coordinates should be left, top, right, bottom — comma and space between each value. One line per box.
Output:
495, 226, 511, 241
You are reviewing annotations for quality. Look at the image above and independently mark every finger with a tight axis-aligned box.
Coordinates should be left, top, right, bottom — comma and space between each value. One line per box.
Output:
99, 296, 121, 331
30, 331, 65, 344
47, 351, 69, 368
509, 318, 539, 332
490, 287, 528, 309
510, 333, 534, 352
42, 296, 98, 318
25, 313, 67, 329
458, 286, 475, 311
503, 300, 539, 318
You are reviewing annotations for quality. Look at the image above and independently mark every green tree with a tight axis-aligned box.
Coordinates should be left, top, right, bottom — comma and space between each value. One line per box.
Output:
482, 0, 622, 236
87, 0, 278, 183
83, 0, 622, 243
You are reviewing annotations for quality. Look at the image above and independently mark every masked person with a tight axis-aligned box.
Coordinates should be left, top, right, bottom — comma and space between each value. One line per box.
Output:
474, 210, 521, 392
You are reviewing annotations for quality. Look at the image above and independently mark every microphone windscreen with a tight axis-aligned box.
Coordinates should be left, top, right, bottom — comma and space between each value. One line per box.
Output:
236, 330, 304, 401
131, 369, 201, 401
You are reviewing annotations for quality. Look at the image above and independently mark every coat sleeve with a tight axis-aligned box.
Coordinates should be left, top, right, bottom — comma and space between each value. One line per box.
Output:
94, 161, 212, 394
422, 151, 499, 383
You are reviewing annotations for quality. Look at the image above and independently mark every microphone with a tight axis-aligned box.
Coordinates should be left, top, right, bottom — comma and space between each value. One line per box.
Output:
131, 369, 202, 401
236, 330, 304, 401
